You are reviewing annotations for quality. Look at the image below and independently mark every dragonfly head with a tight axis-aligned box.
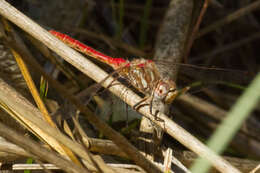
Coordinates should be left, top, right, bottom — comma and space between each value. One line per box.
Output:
154, 79, 178, 104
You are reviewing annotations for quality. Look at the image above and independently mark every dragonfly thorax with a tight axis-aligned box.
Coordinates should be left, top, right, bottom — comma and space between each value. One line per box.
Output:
119, 59, 178, 104
120, 59, 161, 95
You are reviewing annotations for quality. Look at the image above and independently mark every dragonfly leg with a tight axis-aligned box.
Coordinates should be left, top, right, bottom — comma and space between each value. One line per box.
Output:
105, 67, 129, 89
150, 103, 164, 122
106, 76, 121, 89
133, 94, 165, 121
149, 90, 165, 122
133, 96, 150, 111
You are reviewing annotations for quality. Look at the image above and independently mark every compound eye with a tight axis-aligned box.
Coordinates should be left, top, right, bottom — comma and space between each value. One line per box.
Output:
157, 84, 167, 96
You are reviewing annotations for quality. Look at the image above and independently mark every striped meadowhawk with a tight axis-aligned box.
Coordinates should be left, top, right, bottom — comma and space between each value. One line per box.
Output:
49, 30, 183, 115
49, 30, 249, 119
49, 30, 250, 158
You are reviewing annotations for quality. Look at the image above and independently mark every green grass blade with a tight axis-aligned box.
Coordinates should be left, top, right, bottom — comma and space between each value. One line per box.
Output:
190, 72, 260, 173
24, 158, 33, 173
117, 0, 124, 39
139, 0, 153, 49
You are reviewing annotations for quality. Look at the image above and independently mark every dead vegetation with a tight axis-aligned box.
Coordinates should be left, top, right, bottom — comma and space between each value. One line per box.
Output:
0, 0, 259, 173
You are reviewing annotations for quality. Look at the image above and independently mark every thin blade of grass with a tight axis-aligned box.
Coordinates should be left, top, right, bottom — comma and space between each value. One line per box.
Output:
139, 0, 153, 49
191, 72, 260, 173
117, 0, 124, 40
2, 18, 82, 166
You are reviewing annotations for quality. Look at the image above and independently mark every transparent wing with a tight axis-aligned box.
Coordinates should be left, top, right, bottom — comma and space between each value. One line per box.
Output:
153, 60, 251, 86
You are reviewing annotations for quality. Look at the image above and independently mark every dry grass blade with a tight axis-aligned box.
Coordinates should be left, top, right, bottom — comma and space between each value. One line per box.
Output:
2, 24, 162, 173
0, 85, 79, 164
0, 122, 90, 173
1, 18, 82, 166
0, 2, 163, 173
26, 33, 81, 87
197, 0, 260, 38
0, 137, 30, 160
184, 0, 209, 62
0, 1, 241, 172
7, 36, 163, 173
163, 148, 173, 172
175, 151, 260, 173
1, 163, 145, 173
0, 77, 115, 172
0, 136, 142, 172
177, 93, 260, 143
71, 117, 117, 173
71, 28, 147, 58
195, 31, 260, 59
2, 164, 59, 171
250, 164, 260, 173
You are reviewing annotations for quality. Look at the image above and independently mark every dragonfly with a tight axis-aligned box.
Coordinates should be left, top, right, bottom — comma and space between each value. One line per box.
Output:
49, 30, 185, 116
49, 30, 248, 117
49, 30, 250, 154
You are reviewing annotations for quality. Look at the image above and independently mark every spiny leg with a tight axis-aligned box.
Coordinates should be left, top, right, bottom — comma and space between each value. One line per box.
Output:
105, 66, 130, 89
133, 95, 163, 122
149, 89, 163, 121
105, 75, 121, 89
80, 70, 120, 105
133, 95, 150, 111
149, 99, 164, 122
149, 90, 155, 115
94, 66, 129, 99
149, 87, 190, 121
